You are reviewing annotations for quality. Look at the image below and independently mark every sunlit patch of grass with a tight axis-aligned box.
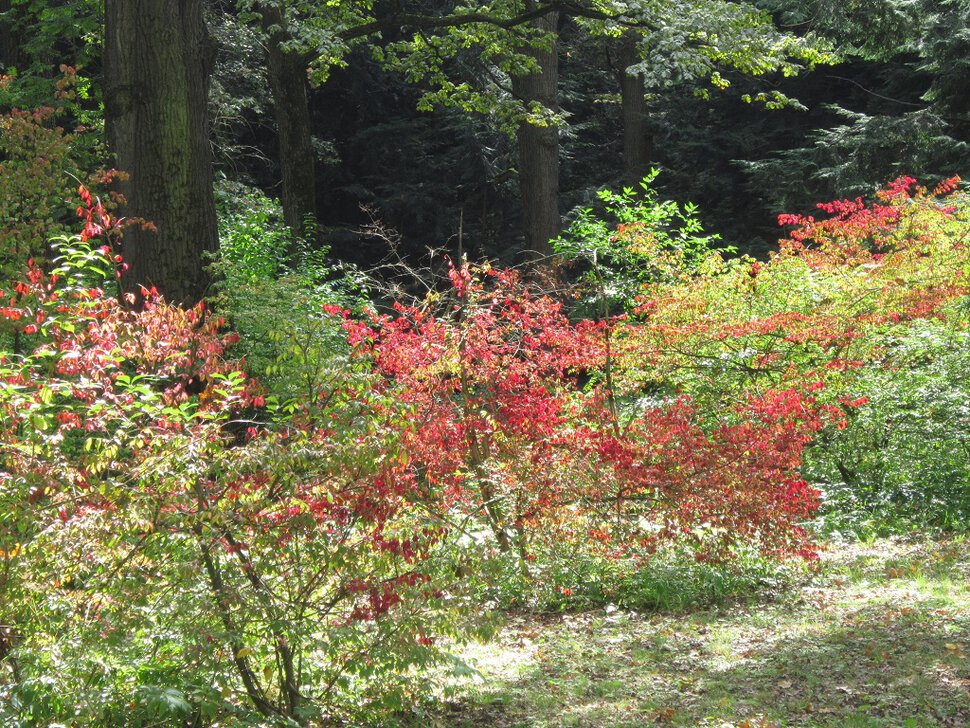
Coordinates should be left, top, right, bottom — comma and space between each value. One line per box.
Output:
421, 537, 970, 727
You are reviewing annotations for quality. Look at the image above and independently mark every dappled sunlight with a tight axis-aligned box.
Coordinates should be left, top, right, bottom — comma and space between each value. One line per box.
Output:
433, 538, 970, 727
3, 71, 968, 721
694, 599, 970, 725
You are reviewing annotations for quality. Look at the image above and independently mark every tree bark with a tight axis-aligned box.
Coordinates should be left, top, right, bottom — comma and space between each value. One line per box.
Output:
261, 5, 317, 247
104, 0, 218, 307
619, 32, 650, 183
512, 11, 560, 260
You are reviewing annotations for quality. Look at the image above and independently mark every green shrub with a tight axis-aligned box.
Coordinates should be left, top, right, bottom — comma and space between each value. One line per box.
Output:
212, 182, 366, 414
808, 315, 970, 536
555, 170, 726, 316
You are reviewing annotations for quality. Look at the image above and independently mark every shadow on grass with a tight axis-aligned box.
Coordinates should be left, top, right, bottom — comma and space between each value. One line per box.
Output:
686, 599, 970, 727
431, 588, 969, 727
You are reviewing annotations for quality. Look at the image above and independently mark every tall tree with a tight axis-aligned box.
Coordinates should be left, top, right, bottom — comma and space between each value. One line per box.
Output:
375, 0, 832, 256
104, 0, 218, 306
220, 0, 830, 261
241, 0, 576, 258
258, 3, 317, 244
512, 10, 560, 258
618, 31, 650, 182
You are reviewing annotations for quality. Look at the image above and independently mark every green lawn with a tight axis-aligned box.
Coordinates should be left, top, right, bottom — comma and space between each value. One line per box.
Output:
417, 537, 970, 727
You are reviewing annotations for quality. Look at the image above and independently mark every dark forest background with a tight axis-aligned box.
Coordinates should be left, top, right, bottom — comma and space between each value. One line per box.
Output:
2, 0, 969, 276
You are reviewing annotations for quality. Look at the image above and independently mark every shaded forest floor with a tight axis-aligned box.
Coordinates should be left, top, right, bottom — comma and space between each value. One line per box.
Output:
418, 537, 970, 727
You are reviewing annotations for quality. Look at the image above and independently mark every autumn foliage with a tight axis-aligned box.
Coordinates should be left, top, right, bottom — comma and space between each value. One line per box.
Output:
1, 176, 968, 723
329, 261, 828, 570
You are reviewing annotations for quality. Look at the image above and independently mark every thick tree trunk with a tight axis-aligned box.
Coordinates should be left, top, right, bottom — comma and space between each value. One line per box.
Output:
512, 11, 560, 261
104, 0, 218, 307
261, 5, 317, 246
619, 33, 650, 183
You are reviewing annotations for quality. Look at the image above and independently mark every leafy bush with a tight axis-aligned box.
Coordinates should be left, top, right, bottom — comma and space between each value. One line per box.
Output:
586, 175, 970, 536
0, 189, 487, 726
0, 106, 82, 283
212, 182, 366, 414
4, 166, 968, 726
0, 69, 109, 290
808, 318, 970, 536
555, 169, 724, 315
329, 260, 826, 590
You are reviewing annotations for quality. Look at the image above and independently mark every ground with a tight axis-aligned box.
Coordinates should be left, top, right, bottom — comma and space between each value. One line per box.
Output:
418, 537, 970, 727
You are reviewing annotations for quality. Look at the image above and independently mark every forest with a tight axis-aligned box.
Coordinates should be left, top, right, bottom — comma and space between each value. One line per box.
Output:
0, 0, 968, 726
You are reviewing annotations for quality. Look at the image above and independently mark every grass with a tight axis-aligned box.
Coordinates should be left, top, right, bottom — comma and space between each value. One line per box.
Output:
410, 536, 970, 727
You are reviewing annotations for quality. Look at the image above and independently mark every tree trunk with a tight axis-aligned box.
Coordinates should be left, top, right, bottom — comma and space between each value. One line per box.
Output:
512, 11, 560, 261
619, 32, 650, 183
261, 5, 317, 247
104, 0, 218, 307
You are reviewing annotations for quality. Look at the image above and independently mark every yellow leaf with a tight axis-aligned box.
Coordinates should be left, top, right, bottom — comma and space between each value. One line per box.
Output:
236, 647, 252, 659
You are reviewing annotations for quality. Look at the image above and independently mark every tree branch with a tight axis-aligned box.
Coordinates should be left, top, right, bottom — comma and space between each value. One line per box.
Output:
339, 1, 651, 41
